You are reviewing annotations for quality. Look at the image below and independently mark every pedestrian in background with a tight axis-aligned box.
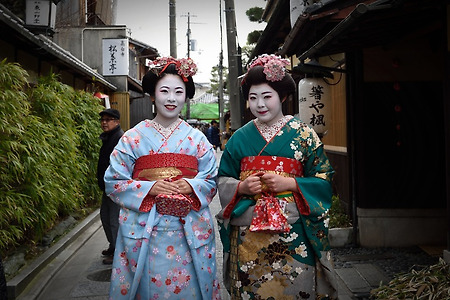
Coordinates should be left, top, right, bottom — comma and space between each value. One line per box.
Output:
97, 108, 124, 265
0, 256, 7, 300
216, 54, 338, 299
104, 57, 220, 299
207, 119, 221, 151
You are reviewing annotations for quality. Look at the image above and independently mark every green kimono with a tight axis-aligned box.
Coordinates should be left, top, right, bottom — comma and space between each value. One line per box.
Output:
216, 116, 338, 300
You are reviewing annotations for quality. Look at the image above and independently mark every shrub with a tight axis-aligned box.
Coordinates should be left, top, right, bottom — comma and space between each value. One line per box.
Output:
329, 195, 352, 228
0, 60, 103, 255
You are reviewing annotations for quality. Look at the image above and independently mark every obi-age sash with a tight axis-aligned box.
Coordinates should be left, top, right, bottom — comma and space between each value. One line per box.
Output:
223, 155, 309, 233
133, 153, 201, 216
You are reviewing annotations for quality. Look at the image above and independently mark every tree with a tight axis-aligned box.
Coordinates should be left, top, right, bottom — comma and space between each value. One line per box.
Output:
208, 64, 228, 96
246, 7, 264, 45
246, 7, 264, 23
245, 6, 266, 62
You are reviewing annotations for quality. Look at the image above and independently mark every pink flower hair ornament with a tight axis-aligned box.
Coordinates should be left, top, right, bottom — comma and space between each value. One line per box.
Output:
147, 56, 197, 82
247, 54, 290, 82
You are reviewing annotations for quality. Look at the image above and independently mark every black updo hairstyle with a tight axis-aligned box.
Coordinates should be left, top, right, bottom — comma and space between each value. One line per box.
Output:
241, 65, 296, 101
142, 63, 196, 99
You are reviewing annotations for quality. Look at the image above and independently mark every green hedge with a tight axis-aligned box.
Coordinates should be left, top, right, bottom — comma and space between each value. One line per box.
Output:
0, 60, 103, 255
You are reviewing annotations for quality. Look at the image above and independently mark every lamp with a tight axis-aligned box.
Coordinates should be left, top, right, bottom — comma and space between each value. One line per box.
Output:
25, 0, 57, 36
295, 59, 333, 137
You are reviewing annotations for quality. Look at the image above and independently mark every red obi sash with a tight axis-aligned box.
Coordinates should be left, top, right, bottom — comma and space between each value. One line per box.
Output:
133, 153, 200, 215
223, 156, 310, 233
133, 153, 198, 181
240, 156, 303, 181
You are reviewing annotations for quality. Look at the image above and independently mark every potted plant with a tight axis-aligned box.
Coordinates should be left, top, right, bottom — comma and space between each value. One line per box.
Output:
328, 196, 353, 247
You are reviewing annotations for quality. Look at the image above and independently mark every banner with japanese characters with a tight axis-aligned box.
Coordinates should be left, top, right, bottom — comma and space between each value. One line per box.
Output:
298, 77, 331, 136
102, 38, 129, 76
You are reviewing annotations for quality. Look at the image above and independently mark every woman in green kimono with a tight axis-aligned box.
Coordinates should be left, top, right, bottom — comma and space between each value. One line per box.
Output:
216, 54, 338, 300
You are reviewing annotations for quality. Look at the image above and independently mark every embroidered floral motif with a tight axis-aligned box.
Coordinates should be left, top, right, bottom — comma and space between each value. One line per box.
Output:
254, 115, 293, 141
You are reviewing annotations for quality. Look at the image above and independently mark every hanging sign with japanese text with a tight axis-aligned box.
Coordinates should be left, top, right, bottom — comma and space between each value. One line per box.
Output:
298, 77, 331, 136
102, 38, 129, 76
25, 0, 56, 27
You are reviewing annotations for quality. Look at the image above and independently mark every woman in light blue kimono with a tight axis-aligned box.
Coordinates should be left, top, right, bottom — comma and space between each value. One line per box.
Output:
104, 57, 221, 299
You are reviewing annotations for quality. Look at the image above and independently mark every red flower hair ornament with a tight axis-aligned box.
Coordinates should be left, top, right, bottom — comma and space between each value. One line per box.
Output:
147, 56, 197, 82
247, 54, 290, 82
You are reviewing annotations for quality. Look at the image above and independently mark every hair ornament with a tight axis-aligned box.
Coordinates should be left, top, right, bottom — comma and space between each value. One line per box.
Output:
248, 54, 290, 82
147, 56, 197, 82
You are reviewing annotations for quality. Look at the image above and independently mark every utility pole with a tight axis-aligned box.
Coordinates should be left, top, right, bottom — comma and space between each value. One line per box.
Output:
169, 0, 177, 58
181, 12, 196, 119
224, 0, 241, 131
186, 12, 191, 58
218, 0, 224, 132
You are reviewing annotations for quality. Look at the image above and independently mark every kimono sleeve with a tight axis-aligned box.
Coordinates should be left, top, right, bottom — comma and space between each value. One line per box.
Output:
296, 129, 335, 218
104, 129, 154, 212
184, 137, 218, 210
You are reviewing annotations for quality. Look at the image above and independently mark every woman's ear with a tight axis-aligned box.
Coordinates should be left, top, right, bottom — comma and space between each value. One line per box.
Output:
150, 96, 155, 102
281, 96, 287, 103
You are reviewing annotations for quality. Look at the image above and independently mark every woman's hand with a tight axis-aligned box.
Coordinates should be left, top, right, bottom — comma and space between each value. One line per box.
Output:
149, 179, 180, 196
149, 179, 193, 196
261, 173, 297, 193
238, 171, 264, 195
174, 179, 193, 194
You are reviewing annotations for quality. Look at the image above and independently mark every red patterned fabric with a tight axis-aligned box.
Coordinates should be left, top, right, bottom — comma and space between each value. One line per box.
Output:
239, 156, 306, 232
155, 194, 193, 217
249, 194, 290, 232
139, 195, 155, 212
240, 156, 303, 176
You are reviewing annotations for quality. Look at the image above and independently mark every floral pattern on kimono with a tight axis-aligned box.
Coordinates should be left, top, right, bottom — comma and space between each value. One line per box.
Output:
105, 119, 221, 299
216, 116, 337, 299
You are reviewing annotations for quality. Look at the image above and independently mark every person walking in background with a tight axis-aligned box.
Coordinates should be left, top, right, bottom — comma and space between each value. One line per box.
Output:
207, 120, 221, 151
216, 54, 338, 299
0, 256, 7, 300
104, 57, 221, 299
97, 108, 124, 265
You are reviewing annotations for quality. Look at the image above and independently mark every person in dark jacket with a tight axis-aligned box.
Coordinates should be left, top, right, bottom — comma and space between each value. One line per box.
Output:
97, 108, 124, 264
0, 256, 7, 300
207, 120, 220, 151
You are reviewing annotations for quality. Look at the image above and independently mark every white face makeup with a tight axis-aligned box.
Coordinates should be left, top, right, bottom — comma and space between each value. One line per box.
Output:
152, 74, 186, 127
248, 83, 284, 126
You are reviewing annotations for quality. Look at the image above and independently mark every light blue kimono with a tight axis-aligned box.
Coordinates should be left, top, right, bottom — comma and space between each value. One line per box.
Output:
104, 119, 221, 299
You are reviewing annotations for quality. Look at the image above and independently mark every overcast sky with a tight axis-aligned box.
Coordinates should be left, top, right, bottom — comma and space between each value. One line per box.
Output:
115, 0, 267, 82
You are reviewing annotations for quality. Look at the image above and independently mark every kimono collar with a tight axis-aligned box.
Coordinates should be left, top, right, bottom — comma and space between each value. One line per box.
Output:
149, 118, 183, 139
254, 115, 293, 142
